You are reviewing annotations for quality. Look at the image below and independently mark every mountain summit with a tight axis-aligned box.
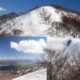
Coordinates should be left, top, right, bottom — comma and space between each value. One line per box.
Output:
0, 5, 80, 37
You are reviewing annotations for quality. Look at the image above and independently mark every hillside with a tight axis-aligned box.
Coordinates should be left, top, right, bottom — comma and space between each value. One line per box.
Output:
0, 5, 80, 37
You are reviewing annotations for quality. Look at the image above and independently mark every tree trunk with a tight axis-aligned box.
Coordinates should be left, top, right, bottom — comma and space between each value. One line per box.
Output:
47, 62, 53, 80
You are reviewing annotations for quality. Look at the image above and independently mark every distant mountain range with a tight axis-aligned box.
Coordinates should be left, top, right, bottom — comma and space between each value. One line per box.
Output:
0, 59, 34, 67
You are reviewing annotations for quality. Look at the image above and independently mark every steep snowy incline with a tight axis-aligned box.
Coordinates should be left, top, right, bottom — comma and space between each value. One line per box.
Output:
0, 6, 80, 37
0, 6, 61, 36
13, 68, 47, 80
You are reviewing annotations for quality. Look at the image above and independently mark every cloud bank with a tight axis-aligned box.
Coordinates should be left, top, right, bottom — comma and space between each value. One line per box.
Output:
10, 39, 46, 54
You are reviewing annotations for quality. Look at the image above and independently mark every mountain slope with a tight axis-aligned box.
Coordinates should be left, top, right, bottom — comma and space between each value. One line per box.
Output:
13, 68, 47, 80
0, 12, 20, 26
0, 5, 80, 37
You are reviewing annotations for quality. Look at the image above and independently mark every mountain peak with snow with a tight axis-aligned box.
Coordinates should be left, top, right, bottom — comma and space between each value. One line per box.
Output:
0, 5, 80, 37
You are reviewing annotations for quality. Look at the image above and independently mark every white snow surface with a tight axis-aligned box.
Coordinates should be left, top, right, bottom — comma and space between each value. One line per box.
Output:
13, 68, 47, 80
0, 6, 62, 36
0, 6, 79, 37
47, 37, 80, 56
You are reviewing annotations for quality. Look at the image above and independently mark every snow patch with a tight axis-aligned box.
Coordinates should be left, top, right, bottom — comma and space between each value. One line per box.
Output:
47, 37, 80, 56
0, 6, 62, 36
41, 6, 62, 22
13, 68, 47, 80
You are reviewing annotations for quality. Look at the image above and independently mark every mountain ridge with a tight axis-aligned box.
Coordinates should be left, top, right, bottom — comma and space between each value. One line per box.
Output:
0, 5, 80, 37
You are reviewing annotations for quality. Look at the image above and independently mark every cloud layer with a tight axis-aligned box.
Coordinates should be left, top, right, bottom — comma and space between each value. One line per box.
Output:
10, 39, 46, 54
0, 7, 7, 11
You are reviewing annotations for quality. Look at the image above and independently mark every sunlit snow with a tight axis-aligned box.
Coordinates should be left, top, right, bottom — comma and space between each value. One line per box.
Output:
0, 6, 62, 36
13, 68, 47, 80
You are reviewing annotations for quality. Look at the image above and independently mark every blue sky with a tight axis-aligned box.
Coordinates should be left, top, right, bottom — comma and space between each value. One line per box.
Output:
0, 37, 46, 60
0, 0, 80, 15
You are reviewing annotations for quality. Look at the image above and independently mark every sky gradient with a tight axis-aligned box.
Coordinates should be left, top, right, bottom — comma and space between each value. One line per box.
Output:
0, 0, 80, 15
0, 37, 46, 60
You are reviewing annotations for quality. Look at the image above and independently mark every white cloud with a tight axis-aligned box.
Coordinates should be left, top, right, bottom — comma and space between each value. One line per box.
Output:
10, 39, 46, 54
0, 7, 7, 11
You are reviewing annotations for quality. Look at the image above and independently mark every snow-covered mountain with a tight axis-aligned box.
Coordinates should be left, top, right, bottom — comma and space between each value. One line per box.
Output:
0, 5, 79, 80
0, 5, 80, 37
0, 12, 19, 26
0, 5, 80, 65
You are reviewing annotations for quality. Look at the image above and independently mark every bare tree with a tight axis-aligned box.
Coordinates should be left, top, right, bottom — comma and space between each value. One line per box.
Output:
40, 49, 68, 80
62, 52, 80, 80
69, 52, 80, 80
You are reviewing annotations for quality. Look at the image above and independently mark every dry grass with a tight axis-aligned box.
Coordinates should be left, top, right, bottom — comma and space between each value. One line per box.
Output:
0, 71, 18, 80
